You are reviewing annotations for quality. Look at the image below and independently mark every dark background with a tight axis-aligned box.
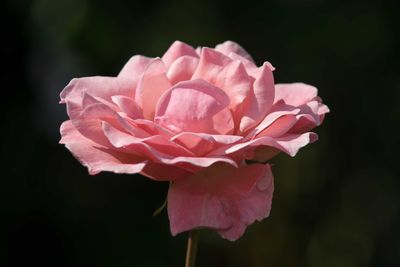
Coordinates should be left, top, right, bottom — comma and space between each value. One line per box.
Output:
2, 0, 399, 266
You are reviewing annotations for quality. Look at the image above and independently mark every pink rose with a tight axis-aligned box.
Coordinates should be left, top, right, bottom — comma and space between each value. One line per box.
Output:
60, 41, 329, 241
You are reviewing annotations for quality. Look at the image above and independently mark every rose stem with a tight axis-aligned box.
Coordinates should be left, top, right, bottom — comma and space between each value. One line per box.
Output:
185, 230, 200, 267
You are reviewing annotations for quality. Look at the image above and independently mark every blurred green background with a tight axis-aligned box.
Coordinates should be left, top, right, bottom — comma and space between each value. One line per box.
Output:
2, 0, 399, 266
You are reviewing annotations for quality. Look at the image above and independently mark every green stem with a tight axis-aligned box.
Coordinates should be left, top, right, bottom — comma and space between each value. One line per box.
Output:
185, 230, 200, 267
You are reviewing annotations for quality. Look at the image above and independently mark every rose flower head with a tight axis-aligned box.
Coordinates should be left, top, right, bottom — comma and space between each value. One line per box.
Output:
60, 40, 329, 241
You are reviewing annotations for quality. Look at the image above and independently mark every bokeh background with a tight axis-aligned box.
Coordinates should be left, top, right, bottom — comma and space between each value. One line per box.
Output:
2, 0, 400, 266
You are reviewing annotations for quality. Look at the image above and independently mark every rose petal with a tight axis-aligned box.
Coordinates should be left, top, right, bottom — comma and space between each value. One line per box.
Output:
192, 48, 253, 114
192, 47, 233, 83
60, 76, 135, 104
102, 122, 194, 157
210, 132, 318, 158
69, 102, 144, 147
252, 104, 300, 136
141, 162, 193, 181
171, 132, 243, 156
167, 163, 274, 241
257, 115, 298, 138
161, 41, 198, 67
166, 55, 199, 85
111, 95, 143, 119
60, 121, 147, 175
239, 62, 275, 133
135, 59, 172, 120
193, 48, 253, 107
155, 79, 234, 134
227, 52, 258, 71
215, 60, 253, 111
118, 55, 152, 83
274, 83, 318, 106
215, 40, 254, 62
103, 122, 238, 170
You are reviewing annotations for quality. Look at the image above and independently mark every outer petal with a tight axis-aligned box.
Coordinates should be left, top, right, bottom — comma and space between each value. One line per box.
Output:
60, 121, 147, 175
215, 40, 254, 62
210, 132, 318, 158
167, 163, 274, 241
141, 162, 193, 181
60, 76, 135, 104
155, 79, 234, 134
274, 83, 318, 106
135, 59, 172, 120
103, 122, 238, 171
161, 41, 198, 67
274, 83, 330, 133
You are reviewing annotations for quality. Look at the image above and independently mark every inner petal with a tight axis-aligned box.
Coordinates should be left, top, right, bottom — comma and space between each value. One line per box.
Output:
154, 79, 234, 134
135, 59, 172, 120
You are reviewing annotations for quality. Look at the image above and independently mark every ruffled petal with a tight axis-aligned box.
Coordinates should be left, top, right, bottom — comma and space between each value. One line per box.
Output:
103, 122, 238, 171
60, 121, 147, 175
167, 163, 274, 241
272, 83, 330, 134
102, 122, 194, 157
155, 79, 234, 134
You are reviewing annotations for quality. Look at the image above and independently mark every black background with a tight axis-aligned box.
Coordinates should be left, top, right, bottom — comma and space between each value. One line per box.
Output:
2, 0, 400, 266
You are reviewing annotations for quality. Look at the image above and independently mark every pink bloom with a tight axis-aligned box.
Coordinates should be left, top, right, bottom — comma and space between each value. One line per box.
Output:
59, 41, 329, 241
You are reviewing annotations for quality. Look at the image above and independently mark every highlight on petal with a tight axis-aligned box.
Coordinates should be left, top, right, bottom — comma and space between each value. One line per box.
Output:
161, 41, 198, 67
60, 120, 147, 175
155, 79, 234, 134
167, 163, 274, 241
